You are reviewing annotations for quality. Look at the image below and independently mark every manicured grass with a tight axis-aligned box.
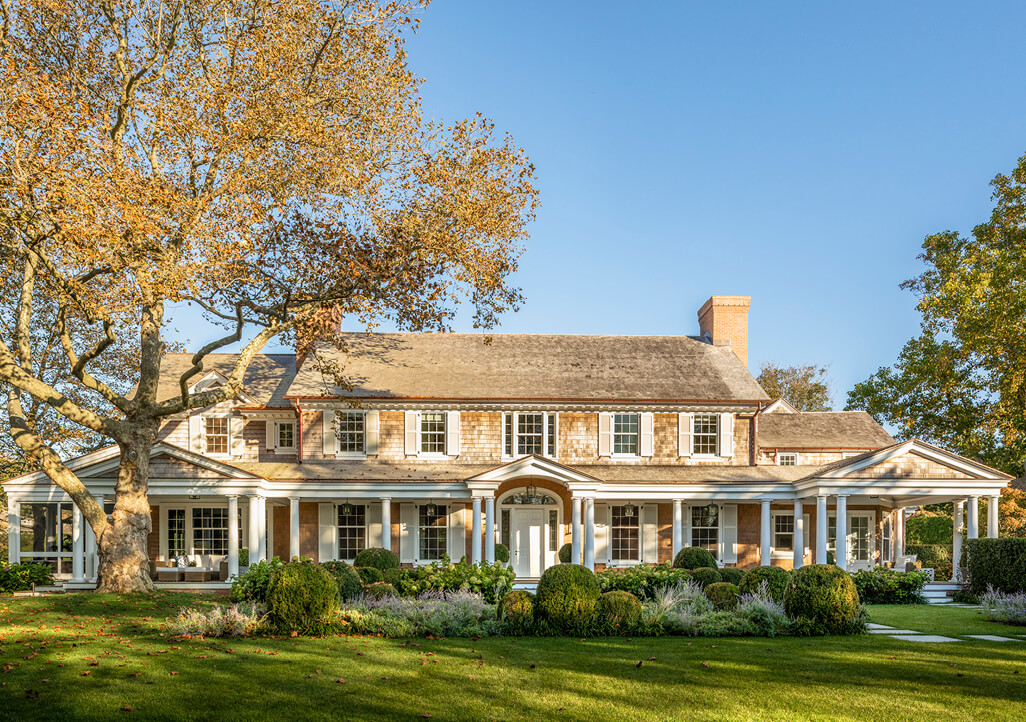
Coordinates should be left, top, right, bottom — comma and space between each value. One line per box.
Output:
867, 603, 1024, 637
0, 594, 1025, 721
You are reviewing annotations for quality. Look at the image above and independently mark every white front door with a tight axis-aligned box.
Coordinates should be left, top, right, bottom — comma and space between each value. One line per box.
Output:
512, 509, 545, 578
847, 513, 874, 571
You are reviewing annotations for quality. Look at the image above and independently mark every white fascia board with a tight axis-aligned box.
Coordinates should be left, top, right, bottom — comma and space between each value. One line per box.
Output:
465, 455, 599, 485
594, 484, 798, 501
797, 476, 1011, 497
817, 440, 1006, 480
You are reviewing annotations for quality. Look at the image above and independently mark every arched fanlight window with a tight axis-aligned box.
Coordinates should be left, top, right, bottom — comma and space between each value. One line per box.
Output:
504, 490, 556, 505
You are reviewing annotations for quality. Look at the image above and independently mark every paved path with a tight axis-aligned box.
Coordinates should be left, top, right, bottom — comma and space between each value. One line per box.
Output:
867, 622, 1022, 643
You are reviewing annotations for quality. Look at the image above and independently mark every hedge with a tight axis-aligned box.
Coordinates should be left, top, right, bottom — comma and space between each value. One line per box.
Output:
689, 567, 722, 589
266, 561, 340, 633
905, 543, 952, 581
321, 561, 363, 601
595, 563, 690, 600
850, 568, 928, 604
961, 538, 1026, 595
718, 568, 744, 586
737, 566, 790, 603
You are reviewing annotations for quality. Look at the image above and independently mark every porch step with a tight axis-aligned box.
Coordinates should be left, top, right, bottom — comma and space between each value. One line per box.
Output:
923, 581, 959, 604
512, 579, 538, 592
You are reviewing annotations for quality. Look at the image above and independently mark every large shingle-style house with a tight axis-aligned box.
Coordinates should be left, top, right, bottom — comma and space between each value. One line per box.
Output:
3, 296, 1013, 586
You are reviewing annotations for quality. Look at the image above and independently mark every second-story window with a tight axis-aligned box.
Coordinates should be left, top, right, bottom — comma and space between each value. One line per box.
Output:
613, 413, 639, 455
276, 421, 295, 450
693, 414, 719, 456
503, 413, 557, 458
337, 412, 365, 454
421, 412, 446, 454
205, 418, 229, 455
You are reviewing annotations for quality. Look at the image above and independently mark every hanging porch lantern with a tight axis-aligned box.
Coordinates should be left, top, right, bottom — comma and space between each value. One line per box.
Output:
623, 502, 636, 518
340, 500, 355, 516
424, 501, 437, 516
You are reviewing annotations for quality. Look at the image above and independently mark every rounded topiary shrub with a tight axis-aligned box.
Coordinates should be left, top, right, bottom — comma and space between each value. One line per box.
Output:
354, 547, 399, 570
321, 561, 363, 601
689, 566, 722, 589
535, 564, 601, 635
357, 567, 384, 584
705, 582, 741, 610
673, 546, 718, 570
500, 590, 536, 635
558, 543, 573, 564
738, 565, 791, 603
718, 567, 744, 586
494, 544, 510, 564
783, 564, 862, 635
364, 582, 398, 600
381, 566, 403, 588
598, 590, 642, 632
266, 561, 340, 633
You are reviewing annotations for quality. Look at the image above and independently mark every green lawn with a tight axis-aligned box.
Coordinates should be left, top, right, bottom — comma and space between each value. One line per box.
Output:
1, 594, 1025, 721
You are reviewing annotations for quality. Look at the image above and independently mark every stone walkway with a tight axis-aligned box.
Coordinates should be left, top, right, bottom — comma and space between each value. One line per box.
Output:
866, 622, 1023, 643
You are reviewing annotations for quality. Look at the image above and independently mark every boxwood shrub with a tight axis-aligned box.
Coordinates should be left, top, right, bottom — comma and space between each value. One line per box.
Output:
704, 582, 740, 610
364, 582, 398, 600
689, 566, 722, 589
737, 565, 790, 603
321, 561, 363, 601
535, 564, 601, 635
961, 538, 1026, 595
783, 564, 863, 635
500, 590, 536, 635
494, 544, 510, 564
673, 546, 718, 570
266, 561, 340, 633
597, 590, 642, 633
595, 563, 690, 600
357, 567, 384, 584
718, 568, 744, 586
850, 567, 928, 604
558, 543, 573, 564
229, 557, 285, 602
354, 547, 399, 570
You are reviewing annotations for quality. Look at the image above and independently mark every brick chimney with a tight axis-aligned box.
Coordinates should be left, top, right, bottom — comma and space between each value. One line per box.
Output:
697, 295, 751, 368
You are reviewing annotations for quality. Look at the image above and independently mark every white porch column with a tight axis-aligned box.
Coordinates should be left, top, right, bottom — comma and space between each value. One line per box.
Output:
571, 497, 582, 564
71, 504, 85, 583
583, 497, 595, 571
227, 495, 240, 578
967, 495, 979, 539
895, 507, 905, 560
792, 499, 804, 570
289, 496, 301, 560
759, 499, 772, 566
484, 496, 495, 563
987, 495, 1000, 538
7, 500, 19, 565
673, 499, 685, 560
471, 497, 483, 563
835, 495, 848, 571
85, 519, 97, 581
248, 495, 260, 562
381, 498, 392, 553
952, 499, 964, 582
816, 495, 828, 564
257, 496, 268, 562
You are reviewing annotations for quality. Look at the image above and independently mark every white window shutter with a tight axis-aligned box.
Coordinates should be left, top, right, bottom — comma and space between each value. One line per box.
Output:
188, 415, 204, 453
265, 420, 276, 450
598, 413, 612, 457
678, 413, 693, 458
322, 411, 337, 457
446, 411, 461, 457
721, 504, 738, 564
718, 412, 734, 458
399, 503, 415, 563
368, 502, 383, 548
640, 412, 655, 457
229, 416, 244, 457
318, 503, 336, 562
594, 504, 610, 563
365, 411, 380, 455
642, 504, 658, 563
404, 411, 418, 456
447, 504, 466, 561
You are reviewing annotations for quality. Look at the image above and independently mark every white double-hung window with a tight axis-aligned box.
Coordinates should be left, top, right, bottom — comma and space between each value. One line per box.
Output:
502, 412, 557, 459
404, 411, 460, 457
323, 410, 380, 459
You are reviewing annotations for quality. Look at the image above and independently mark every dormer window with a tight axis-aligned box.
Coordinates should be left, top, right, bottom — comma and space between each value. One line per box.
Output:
778, 452, 798, 466
205, 418, 229, 455
276, 420, 295, 451
502, 412, 557, 459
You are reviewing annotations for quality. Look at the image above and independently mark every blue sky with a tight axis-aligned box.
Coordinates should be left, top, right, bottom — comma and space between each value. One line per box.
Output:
173, 1, 1026, 405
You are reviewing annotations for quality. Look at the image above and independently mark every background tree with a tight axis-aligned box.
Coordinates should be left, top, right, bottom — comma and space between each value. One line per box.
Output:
757, 362, 832, 411
0, 0, 537, 591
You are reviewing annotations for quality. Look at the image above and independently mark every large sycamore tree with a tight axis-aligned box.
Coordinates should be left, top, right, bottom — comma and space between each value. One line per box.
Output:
0, 0, 537, 591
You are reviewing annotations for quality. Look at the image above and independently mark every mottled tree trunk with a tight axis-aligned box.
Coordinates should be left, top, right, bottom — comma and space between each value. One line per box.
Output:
95, 427, 157, 593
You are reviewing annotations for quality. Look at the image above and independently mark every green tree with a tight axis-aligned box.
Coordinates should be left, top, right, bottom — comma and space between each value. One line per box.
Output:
757, 362, 832, 411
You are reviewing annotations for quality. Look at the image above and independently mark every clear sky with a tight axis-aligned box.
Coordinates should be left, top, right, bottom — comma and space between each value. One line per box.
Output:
171, 1, 1026, 405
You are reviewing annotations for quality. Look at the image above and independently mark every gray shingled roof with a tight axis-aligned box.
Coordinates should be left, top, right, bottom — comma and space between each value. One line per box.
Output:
758, 411, 894, 449
286, 333, 770, 402
156, 353, 296, 408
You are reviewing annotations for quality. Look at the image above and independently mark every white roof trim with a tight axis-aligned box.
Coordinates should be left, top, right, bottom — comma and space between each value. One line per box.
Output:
762, 398, 799, 414
813, 439, 1010, 481
465, 454, 600, 486
189, 370, 259, 406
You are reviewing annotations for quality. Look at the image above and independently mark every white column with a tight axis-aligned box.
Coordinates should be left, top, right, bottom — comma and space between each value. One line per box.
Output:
289, 496, 300, 560
952, 500, 964, 582
227, 495, 240, 578
895, 507, 905, 560
248, 495, 260, 562
759, 499, 772, 566
258, 496, 269, 562
471, 497, 483, 563
8, 500, 19, 565
816, 495, 828, 564
84, 518, 97, 581
988, 495, 1000, 538
571, 497, 582, 564
381, 498, 392, 553
835, 495, 848, 571
484, 496, 495, 563
967, 495, 979, 539
71, 504, 85, 583
673, 499, 684, 560
792, 499, 804, 570
583, 497, 595, 570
